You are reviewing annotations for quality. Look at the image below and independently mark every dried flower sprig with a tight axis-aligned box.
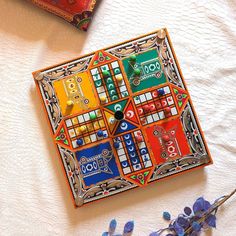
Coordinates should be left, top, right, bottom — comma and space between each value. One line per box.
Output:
102, 189, 235, 236
150, 188, 236, 236
102, 219, 134, 236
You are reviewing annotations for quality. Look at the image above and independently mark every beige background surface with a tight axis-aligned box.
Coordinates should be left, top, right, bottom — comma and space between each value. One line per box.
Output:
0, 0, 236, 235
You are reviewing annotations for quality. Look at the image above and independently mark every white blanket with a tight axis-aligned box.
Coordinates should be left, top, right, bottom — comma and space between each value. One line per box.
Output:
0, 0, 235, 235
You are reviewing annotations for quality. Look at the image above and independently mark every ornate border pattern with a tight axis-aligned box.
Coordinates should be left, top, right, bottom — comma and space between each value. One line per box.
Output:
34, 29, 212, 206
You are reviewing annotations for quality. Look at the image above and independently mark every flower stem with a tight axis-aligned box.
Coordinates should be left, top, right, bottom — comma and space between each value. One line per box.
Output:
184, 188, 236, 235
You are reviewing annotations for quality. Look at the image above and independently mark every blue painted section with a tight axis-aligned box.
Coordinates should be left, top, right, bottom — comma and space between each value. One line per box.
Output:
76, 142, 120, 187
114, 120, 137, 135
122, 133, 140, 170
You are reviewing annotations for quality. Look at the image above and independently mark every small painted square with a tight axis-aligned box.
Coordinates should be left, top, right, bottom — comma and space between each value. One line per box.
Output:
65, 119, 72, 127
99, 120, 105, 128
68, 129, 76, 138
118, 148, 125, 156
134, 96, 141, 104
146, 92, 152, 100
84, 136, 91, 144
111, 61, 119, 68
76, 142, 120, 187
133, 164, 142, 171
83, 113, 90, 121
96, 109, 102, 117
144, 160, 152, 168
164, 86, 170, 94
119, 154, 127, 162
90, 134, 97, 142
91, 68, 98, 76
123, 167, 131, 174
93, 121, 100, 130
171, 107, 178, 115
147, 115, 153, 123
167, 96, 174, 105
101, 64, 109, 71
72, 117, 78, 125
97, 86, 105, 93
94, 79, 102, 87
152, 113, 159, 121
75, 127, 80, 135
121, 91, 129, 97
159, 111, 165, 119
78, 115, 84, 123
87, 123, 94, 132
119, 85, 127, 92
72, 140, 78, 148
139, 94, 146, 102
114, 68, 121, 75
161, 98, 168, 107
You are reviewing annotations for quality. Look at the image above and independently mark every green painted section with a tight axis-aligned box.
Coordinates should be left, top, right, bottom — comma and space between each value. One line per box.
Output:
105, 99, 128, 113
122, 49, 167, 93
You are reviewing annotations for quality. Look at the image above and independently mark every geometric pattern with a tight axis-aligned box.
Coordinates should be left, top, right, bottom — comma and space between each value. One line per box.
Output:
172, 85, 189, 111
75, 142, 120, 187
55, 123, 70, 147
133, 85, 178, 125
34, 28, 212, 207
64, 109, 108, 149
90, 52, 129, 104
145, 118, 191, 165
104, 99, 139, 135
113, 130, 153, 185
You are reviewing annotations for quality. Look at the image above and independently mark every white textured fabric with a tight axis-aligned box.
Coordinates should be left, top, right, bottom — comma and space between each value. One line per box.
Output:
0, 0, 236, 235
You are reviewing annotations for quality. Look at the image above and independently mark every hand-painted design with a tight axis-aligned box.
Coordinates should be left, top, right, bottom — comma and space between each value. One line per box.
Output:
55, 124, 70, 147
90, 53, 129, 103
35, 57, 92, 132
128, 169, 152, 186
104, 99, 139, 135
149, 154, 209, 182
76, 142, 120, 187
124, 101, 139, 125
153, 125, 181, 160
172, 85, 189, 111
34, 29, 212, 206
114, 120, 137, 135
57, 146, 85, 206
82, 177, 135, 202
58, 145, 135, 206
44, 58, 92, 80
108, 35, 158, 59
65, 109, 108, 149
122, 49, 166, 93
158, 38, 185, 88
71, 11, 93, 31
146, 118, 191, 165
36, 75, 62, 132
105, 99, 128, 113
181, 104, 207, 156
149, 104, 209, 182
133, 85, 178, 126
113, 130, 153, 183
90, 51, 114, 66
53, 71, 98, 117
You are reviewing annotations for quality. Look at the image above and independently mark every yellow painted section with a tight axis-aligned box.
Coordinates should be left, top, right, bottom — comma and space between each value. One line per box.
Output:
53, 72, 98, 117
104, 111, 116, 133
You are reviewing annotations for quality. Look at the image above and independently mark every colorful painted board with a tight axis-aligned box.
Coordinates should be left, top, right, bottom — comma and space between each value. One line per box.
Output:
33, 28, 212, 207
30, 0, 97, 31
